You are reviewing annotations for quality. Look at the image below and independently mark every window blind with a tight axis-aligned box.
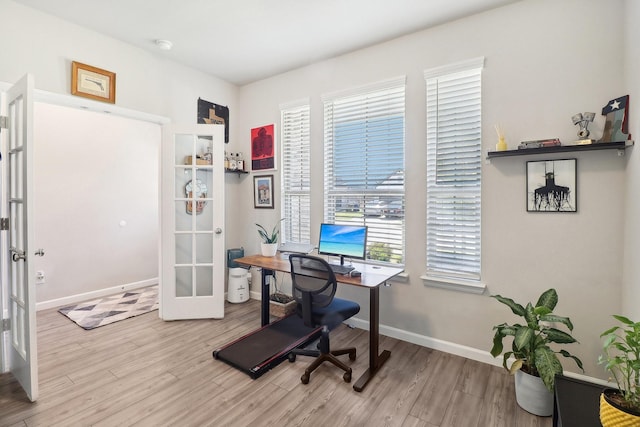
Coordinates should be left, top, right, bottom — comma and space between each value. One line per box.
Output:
281, 102, 311, 243
323, 77, 405, 265
425, 60, 482, 281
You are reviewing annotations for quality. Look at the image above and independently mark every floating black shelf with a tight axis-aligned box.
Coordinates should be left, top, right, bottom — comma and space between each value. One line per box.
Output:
225, 168, 249, 175
487, 140, 633, 159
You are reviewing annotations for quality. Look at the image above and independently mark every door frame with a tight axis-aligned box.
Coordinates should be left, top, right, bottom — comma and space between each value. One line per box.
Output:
0, 80, 169, 388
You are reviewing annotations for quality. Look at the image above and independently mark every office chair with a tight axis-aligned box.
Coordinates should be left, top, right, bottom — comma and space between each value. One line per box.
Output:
288, 254, 360, 384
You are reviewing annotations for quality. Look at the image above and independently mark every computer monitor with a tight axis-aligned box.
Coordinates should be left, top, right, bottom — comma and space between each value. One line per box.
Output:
318, 223, 368, 266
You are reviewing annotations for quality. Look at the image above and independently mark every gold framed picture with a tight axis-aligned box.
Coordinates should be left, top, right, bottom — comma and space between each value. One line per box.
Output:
71, 61, 116, 104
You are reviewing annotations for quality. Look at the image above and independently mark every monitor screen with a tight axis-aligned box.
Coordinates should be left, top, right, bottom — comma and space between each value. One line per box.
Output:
318, 223, 368, 262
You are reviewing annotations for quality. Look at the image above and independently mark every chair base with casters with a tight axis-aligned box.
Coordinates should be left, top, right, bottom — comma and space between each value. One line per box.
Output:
289, 325, 356, 384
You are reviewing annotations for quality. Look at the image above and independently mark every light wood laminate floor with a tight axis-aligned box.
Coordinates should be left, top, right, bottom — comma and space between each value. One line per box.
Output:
1, 299, 551, 426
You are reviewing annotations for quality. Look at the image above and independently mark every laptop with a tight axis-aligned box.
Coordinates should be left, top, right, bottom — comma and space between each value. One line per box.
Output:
277, 242, 315, 254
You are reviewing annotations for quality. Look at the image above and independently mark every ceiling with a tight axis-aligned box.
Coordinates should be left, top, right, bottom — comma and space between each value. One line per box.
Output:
15, 0, 520, 86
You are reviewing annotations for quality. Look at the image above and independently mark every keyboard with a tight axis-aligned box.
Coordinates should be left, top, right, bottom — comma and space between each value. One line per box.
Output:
300, 259, 354, 275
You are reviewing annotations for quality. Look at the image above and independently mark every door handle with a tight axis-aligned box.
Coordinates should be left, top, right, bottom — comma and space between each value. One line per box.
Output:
215, 228, 223, 234
10, 247, 26, 262
34, 248, 45, 257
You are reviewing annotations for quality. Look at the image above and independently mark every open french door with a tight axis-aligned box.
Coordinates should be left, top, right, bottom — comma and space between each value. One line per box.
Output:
160, 124, 225, 320
1, 74, 38, 401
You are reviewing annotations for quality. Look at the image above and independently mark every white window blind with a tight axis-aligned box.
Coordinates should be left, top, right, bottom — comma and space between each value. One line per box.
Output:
425, 58, 483, 281
323, 77, 405, 264
281, 102, 311, 243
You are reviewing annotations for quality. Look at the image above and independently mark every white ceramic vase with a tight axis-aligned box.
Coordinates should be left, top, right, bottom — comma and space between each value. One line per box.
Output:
261, 243, 278, 257
514, 369, 554, 417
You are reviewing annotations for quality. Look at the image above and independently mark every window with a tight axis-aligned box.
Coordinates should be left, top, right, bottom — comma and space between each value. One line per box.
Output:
281, 100, 311, 243
322, 77, 405, 264
425, 58, 483, 283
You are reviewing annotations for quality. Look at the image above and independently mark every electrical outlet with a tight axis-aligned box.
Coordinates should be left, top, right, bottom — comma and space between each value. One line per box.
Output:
35, 271, 45, 285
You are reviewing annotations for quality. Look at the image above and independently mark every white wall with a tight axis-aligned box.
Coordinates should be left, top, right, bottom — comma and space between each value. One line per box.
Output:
0, 0, 240, 304
622, 0, 640, 320
33, 103, 160, 304
234, 0, 629, 380
0, 0, 237, 125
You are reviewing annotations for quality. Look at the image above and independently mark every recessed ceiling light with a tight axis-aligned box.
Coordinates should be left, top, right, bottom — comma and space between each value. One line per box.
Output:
155, 39, 173, 51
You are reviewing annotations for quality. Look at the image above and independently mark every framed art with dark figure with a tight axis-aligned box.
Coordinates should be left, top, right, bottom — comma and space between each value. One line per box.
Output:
251, 124, 276, 171
526, 159, 577, 212
254, 175, 274, 209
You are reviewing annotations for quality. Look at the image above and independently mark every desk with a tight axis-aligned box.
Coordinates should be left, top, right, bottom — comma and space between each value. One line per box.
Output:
235, 253, 403, 392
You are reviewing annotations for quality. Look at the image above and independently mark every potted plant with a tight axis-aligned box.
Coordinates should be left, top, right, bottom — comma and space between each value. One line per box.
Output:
256, 220, 282, 257
598, 315, 640, 426
490, 288, 583, 416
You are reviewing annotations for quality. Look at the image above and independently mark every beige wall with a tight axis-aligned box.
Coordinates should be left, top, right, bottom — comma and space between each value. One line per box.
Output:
235, 0, 632, 380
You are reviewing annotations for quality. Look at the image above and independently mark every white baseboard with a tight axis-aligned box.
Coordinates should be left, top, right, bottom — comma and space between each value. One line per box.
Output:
36, 278, 158, 311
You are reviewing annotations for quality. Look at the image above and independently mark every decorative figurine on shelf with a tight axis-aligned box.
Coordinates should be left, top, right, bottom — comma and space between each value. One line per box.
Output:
494, 124, 507, 151
571, 112, 595, 144
598, 95, 631, 143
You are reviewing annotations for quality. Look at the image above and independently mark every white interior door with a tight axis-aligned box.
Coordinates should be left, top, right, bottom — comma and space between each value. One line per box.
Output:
160, 124, 225, 320
4, 74, 38, 401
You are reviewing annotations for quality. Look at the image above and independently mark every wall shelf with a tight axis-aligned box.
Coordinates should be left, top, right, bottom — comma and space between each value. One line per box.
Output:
225, 168, 249, 175
486, 140, 633, 159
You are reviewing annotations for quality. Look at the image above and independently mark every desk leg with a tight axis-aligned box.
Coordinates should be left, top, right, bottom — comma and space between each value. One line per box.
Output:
353, 285, 390, 392
261, 268, 273, 327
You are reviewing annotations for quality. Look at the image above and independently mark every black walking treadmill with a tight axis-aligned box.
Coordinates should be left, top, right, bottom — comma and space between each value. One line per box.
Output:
213, 314, 321, 379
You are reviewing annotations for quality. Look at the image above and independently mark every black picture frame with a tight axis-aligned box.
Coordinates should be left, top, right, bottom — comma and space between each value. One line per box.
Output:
526, 158, 577, 212
253, 175, 274, 209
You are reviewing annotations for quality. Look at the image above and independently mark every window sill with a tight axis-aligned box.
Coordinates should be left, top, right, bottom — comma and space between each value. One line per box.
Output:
421, 275, 486, 294
388, 271, 409, 284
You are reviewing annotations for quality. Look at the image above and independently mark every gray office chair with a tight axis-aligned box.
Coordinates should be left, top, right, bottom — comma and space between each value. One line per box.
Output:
288, 254, 360, 384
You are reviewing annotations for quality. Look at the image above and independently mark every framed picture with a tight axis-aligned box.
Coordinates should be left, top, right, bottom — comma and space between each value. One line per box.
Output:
251, 124, 276, 171
253, 175, 274, 209
526, 159, 577, 212
71, 61, 116, 104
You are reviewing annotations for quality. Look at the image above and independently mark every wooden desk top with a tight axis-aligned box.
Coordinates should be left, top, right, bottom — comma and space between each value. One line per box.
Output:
235, 254, 403, 288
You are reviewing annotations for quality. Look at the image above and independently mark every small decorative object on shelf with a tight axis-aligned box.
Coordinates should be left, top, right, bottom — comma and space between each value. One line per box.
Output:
518, 138, 561, 150
572, 112, 595, 145
237, 152, 245, 171
494, 124, 507, 151
598, 95, 632, 143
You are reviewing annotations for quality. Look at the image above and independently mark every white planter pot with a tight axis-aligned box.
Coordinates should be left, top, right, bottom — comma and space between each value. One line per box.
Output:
514, 370, 553, 417
261, 243, 278, 257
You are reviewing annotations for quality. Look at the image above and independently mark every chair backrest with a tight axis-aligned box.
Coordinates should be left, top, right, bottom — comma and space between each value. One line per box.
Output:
289, 254, 338, 327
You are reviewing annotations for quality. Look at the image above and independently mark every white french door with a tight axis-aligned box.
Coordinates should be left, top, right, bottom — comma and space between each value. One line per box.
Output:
160, 124, 225, 319
3, 74, 38, 401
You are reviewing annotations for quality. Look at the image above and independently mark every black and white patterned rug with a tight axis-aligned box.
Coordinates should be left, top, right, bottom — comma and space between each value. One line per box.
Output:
58, 286, 159, 330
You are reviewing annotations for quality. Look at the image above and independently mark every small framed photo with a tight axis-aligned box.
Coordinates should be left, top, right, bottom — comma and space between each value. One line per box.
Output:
253, 175, 274, 209
526, 159, 577, 212
71, 61, 116, 104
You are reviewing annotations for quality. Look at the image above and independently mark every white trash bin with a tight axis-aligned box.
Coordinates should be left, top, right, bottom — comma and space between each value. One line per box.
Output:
227, 248, 249, 303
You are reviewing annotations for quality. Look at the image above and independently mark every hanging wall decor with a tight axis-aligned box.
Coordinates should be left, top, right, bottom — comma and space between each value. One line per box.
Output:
71, 61, 116, 104
253, 175, 274, 209
197, 98, 230, 143
526, 159, 577, 213
251, 124, 276, 171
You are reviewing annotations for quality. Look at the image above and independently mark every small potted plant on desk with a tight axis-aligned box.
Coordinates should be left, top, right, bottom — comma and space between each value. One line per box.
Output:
490, 288, 583, 417
599, 315, 640, 426
256, 220, 282, 257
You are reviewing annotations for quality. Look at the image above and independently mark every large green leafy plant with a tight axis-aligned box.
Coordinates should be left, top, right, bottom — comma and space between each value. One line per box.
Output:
490, 288, 584, 391
599, 315, 640, 412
